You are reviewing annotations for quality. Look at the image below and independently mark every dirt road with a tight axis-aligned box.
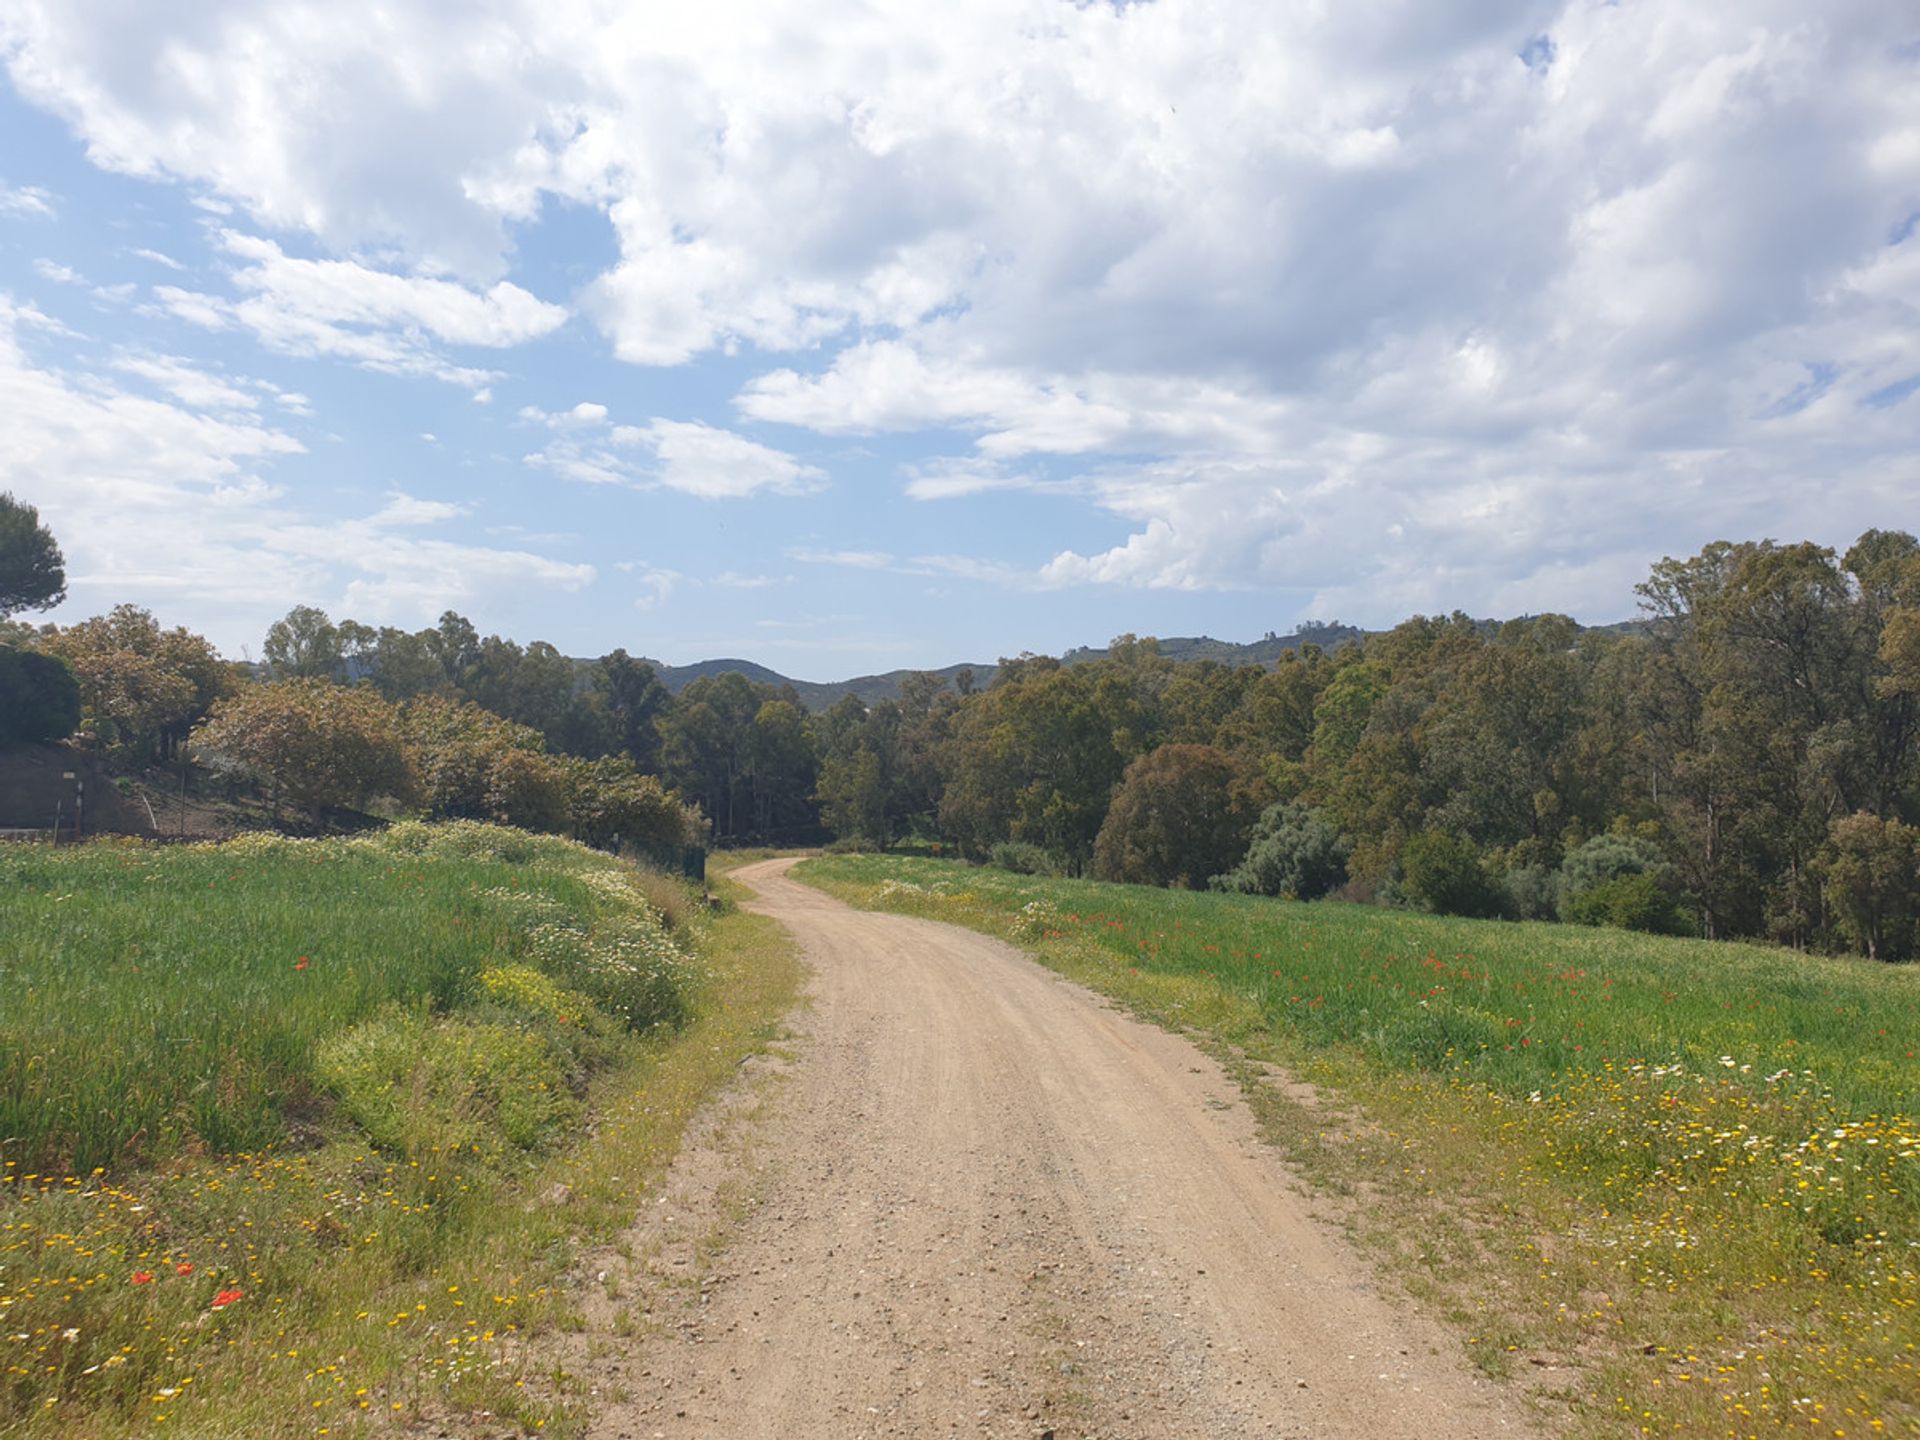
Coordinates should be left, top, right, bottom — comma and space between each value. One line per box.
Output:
584, 859, 1535, 1438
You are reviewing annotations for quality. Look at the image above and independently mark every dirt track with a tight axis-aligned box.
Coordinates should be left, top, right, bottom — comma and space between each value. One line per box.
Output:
584, 858, 1535, 1438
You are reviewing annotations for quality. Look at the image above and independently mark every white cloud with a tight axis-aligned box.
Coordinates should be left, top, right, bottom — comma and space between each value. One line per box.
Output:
0, 180, 55, 217
33, 258, 81, 284
0, 297, 589, 647
614, 561, 680, 610
5, 1, 1919, 621
786, 546, 894, 570
112, 352, 259, 411
372, 491, 466, 525
526, 411, 826, 499
128, 246, 184, 271
154, 231, 566, 391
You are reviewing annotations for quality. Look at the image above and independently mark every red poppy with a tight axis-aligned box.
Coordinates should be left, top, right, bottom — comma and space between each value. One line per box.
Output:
294, 957, 309, 971
211, 1288, 244, 1309
131, 1272, 153, 1285
175, 1263, 193, 1276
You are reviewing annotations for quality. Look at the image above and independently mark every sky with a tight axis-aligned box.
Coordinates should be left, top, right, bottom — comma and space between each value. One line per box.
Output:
1, 1, 1916, 680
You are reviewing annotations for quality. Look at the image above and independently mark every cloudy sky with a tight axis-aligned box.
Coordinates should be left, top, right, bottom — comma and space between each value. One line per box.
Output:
1, 2, 1915, 677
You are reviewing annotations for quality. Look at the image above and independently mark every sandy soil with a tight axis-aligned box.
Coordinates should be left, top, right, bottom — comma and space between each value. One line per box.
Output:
581, 858, 1538, 1439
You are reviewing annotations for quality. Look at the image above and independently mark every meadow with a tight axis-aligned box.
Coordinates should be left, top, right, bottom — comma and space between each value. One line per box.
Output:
798, 854, 1920, 1440
0, 824, 801, 1437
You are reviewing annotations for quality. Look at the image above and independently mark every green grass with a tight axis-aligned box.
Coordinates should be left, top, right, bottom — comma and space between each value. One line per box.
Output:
0, 821, 692, 1175
798, 853, 1920, 1439
0, 823, 803, 1437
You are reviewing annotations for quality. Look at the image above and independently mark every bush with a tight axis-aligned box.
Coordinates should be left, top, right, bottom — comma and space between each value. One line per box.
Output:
1212, 803, 1348, 899
1557, 832, 1670, 917
990, 840, 1062, 876
1563, 872, 1693, 935
1399, 830, 1504, 918
0, 646, 80, 745
1502, 863, 1559, 921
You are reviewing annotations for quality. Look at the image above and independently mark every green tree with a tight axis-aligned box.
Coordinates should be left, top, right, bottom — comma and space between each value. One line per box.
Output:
0, 648, 81, 746
401, 695, 549, 821
0, 493, 65, 619
1819, 813, 1919, 961
263, 605, 346, 680
564, 755, 704, 852
193, 679, 415, 816
1093, 744, 1255, 889
598, 649, 671, 771
41, 605, 233, 760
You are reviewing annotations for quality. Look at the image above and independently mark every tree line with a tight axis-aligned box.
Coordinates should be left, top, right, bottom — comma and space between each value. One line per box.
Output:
5, 491, 1918, 959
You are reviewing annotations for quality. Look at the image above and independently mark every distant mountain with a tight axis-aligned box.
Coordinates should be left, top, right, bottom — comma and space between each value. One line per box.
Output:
635, 620, 1374, 711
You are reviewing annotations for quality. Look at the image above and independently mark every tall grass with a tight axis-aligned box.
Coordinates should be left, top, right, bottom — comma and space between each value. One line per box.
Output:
0, 822, 689, 1175
800, 855, 1920, 1438
0, 822, 778, 1438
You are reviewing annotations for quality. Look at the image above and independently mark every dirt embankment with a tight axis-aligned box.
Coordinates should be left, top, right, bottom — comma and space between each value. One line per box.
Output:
576, 859, 1537, 1439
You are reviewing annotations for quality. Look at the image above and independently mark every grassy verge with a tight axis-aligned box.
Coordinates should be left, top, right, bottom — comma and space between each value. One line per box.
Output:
1, 823, 802, 1437
796, 853, 1919, 1440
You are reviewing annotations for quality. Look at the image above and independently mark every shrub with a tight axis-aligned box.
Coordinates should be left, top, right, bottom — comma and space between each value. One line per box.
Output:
1563, 872, 1693, 935
990, 840, 1062, 876
1557, 832, 1670, 916
1399, 830, 1504, 918
1212, 802, 1348, 899
1502, 863, 1559, 921
0, 646, 80, 745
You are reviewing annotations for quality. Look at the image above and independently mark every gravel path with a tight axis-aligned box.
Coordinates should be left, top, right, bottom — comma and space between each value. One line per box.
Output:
584, 858, 1537, 1439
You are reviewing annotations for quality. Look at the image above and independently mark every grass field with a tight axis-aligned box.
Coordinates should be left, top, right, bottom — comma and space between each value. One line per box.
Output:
797, 854, 1920, 1440
0, 824, 803, 1437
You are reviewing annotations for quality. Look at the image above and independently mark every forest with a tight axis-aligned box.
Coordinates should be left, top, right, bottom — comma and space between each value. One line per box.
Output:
5, 500, 1919, 961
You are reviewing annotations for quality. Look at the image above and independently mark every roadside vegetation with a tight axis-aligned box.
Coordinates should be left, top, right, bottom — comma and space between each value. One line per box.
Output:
7, 501, 1920, 963
0, 823, 801, 1437
799, 853, 1920, 1439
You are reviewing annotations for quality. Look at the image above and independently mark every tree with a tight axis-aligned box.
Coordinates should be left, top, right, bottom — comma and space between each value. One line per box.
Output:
401, 695, 548, 820
40, 605, 233, 760
564, 755, 704, 852
1214, 802, 1349, 900
263, 605, 346, 680
1093, 744, 1255, 889
0, 493, 65, 618
193, 679, 415, 816
660, 672, 820, 842
598, 649, 670, 771
0, 648, 81, 746
1819, 813, 1919, 961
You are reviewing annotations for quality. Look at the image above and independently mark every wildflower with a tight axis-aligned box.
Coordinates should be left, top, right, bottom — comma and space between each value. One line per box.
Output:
175, 1263, 193, 1275
295, 956, 310, 971
131, 1272, 153, 1285
211, 1288, 244, 1309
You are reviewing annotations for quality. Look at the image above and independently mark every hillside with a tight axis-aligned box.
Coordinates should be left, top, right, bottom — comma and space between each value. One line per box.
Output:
638, 620, 1385, 711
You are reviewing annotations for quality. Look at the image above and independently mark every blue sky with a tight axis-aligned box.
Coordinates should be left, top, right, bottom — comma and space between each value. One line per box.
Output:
2, 1, 1916, 679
